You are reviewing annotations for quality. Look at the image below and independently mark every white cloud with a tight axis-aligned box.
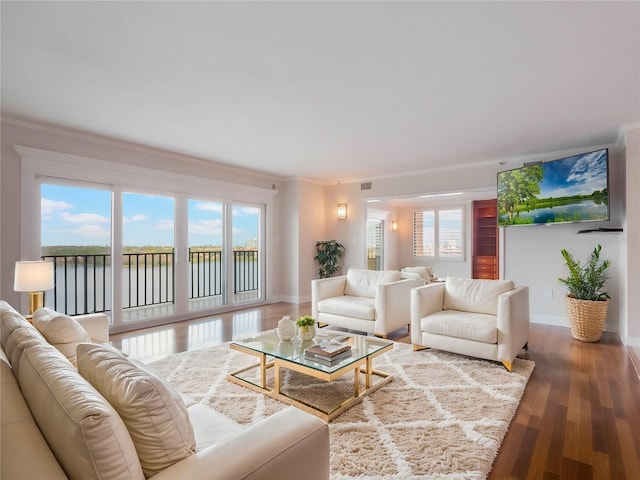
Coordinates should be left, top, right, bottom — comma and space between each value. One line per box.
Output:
60, 212, 110, 224
195, 202, 222, 212
233, 206, 260, 216
67, 224, 111, 238
123, 214, 149, 224
189, 219, 222, 235
41, 198, 72, 214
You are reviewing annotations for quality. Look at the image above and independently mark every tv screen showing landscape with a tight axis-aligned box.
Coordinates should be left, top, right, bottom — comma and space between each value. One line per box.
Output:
497, 148, 609, 227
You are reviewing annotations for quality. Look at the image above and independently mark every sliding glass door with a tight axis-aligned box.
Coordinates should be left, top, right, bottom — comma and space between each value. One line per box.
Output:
40, 182, 112, 318
40, 181, 265, 329
121, 192, 175, 324
188, 199, 226, 312
231, 204, 262, 304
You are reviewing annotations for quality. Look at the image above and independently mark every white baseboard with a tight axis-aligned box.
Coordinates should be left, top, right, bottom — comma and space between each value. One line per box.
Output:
531, 313, 622, 335
530, 314, 568, 328
622, 335, 640, 348
269, 294, 311, 304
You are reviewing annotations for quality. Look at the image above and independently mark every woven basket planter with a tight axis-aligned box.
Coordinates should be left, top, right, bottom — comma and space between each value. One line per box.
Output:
565, 295, 609, 342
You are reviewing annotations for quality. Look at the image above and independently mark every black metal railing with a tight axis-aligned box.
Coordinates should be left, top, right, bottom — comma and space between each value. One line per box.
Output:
189, 249, 223, 298
42, 249, 259, 316
42, 255, 111, 315
123, 252, 174, 309
233, 250, 258, 293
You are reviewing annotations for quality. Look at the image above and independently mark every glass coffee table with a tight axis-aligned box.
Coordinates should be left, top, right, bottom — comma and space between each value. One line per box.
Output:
228, 329, 393, 422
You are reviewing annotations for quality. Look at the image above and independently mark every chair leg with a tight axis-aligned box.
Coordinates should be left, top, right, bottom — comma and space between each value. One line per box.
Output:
501, 360, 513, 372
413, 344, 427, 352
374, 333, 388, 339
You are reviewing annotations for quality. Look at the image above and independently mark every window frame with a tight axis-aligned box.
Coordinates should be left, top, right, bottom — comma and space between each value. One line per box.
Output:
413, 205, 465, 261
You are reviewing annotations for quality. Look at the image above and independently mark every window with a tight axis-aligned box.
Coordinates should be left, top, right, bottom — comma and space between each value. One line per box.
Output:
366, 218, 383, 270
413, 207, 464, 259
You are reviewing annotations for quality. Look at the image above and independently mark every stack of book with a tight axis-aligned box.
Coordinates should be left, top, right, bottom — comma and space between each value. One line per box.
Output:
304, 340, 352, 366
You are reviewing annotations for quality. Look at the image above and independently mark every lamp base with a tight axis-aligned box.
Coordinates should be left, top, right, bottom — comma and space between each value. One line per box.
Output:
28, 291, 45, 316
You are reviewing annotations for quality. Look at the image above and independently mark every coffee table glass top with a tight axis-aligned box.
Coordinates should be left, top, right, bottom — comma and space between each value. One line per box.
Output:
231, 329, 392, 373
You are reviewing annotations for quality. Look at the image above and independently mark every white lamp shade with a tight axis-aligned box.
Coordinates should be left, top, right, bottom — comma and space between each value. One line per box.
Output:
14, 261, 55, 292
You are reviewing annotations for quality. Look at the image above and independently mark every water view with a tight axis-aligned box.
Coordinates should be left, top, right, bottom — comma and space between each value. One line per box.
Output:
501, 199, 608, 225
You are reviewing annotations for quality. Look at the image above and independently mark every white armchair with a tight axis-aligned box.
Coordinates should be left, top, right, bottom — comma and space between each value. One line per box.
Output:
410, 276, 529, 371
312, 268, 424, 338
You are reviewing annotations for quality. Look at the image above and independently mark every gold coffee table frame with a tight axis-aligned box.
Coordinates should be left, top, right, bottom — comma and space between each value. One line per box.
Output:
228, 330, 393, 422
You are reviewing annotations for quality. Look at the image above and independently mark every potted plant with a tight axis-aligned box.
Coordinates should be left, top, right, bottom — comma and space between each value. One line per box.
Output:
296, 315, 316, 341
314, 240, 345, 278
558, 244, 611, 342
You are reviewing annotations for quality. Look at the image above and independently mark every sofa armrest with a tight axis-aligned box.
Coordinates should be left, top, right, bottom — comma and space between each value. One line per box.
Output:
497, 286, 529, 362
311, 275, 347, 319
152, 407, 329, 480
74, 313, 109, 343
373, 278, 424, 336
410, 283, 446, 345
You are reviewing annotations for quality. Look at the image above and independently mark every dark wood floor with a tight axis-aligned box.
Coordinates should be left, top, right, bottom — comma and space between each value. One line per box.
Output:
110, 302, 640, 479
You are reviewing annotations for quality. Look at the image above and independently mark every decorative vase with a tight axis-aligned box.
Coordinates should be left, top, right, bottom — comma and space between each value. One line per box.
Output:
565, 295, 609, 342
277, 316, 296, 340
298, 324, 316, 341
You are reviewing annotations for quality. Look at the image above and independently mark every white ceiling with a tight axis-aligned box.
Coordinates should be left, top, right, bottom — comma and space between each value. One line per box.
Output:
2, 1, 639, 185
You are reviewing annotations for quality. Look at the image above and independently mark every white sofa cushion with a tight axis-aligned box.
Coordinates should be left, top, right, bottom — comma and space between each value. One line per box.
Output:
32, 307, 91, 365
77, 343, 196, 478
344, 269, 401, 298
443, 277, 515, 315
17, 341, 145, 480
317, 295, 376, 320
401, 266, 432, 282
422, 310, 498, 344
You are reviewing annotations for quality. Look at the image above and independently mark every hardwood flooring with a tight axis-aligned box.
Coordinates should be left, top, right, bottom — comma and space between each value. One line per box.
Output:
110, 302, 640, 479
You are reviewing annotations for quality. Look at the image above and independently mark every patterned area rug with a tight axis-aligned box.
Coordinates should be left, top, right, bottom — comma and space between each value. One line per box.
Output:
150, 341, 534, 479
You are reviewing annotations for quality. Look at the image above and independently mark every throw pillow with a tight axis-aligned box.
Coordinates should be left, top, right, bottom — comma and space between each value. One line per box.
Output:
77, 343, 196, 478
32, 307, 91, 365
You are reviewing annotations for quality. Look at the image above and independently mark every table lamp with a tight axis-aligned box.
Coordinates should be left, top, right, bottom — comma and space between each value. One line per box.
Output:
14, 260, 55, 316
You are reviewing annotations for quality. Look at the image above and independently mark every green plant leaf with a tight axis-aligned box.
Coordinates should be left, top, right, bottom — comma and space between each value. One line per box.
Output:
559, 244, 610, 301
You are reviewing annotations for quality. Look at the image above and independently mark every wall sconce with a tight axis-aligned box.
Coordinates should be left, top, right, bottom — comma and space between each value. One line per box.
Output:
391, 220, 398, 232
14, 260, 54, 317
337, 203, 347, 220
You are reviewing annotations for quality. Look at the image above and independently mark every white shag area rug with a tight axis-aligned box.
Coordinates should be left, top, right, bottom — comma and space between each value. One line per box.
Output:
150, 341, 534, 480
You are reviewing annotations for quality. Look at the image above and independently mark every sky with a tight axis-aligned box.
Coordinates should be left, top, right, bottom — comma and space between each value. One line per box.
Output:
538, 149, 608, 198
41, 184, 260, 247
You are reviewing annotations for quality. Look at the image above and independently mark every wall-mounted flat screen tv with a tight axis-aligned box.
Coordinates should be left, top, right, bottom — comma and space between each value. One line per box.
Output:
497, 148, 609, 227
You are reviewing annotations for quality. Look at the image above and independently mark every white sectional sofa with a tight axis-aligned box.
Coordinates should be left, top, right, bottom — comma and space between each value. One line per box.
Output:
312, 268, 424, 338
410, 277, 529, 371
1, 301, 330, 480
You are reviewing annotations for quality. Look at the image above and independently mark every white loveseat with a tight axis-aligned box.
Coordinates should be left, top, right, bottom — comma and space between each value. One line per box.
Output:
410, 277, 529, 371
312, 268, 424, 337
1, 301, 330, 480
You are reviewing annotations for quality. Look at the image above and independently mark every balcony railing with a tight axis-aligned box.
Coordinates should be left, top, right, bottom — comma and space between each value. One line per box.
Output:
42, 249, 259, 316
123, 252, 175, 309
190, 250, 222, 298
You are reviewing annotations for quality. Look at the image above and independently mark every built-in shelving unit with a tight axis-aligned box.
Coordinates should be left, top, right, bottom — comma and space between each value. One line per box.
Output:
473, 199, 498, 279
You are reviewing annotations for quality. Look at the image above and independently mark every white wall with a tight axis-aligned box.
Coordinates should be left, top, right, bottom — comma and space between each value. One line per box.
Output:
624, 127, 640, 345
